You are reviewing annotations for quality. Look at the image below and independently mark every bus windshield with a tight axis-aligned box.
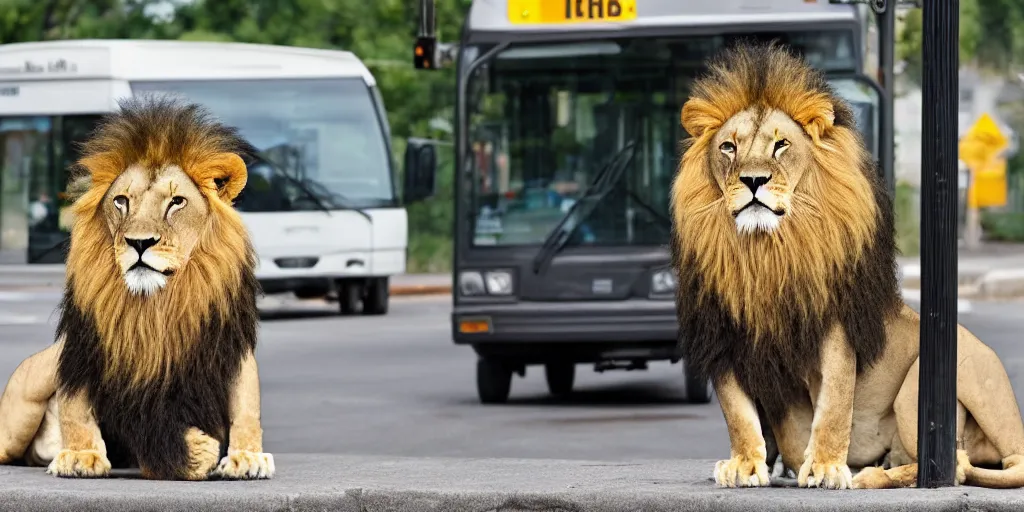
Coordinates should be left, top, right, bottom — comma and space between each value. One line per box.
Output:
130, 77, 395, 212
464, 30, 872, 248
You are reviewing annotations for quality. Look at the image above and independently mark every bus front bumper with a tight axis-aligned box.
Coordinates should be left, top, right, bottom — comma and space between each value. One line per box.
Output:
451, 299, 679, 345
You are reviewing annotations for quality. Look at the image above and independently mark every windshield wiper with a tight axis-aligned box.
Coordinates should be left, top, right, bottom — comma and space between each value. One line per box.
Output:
298, 176, 374, 225
251, 151, 332, 216
530, 141, 637, 275
251, 151, 372, 224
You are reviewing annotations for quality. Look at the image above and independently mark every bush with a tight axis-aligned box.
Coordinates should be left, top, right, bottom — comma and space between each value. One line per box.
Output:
894, 181, 921, 257
981, 211, 1024, 242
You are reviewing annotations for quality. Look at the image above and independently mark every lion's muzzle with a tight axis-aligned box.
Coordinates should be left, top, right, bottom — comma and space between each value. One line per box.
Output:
733, 171, 786, 235
120, 234, 175, 295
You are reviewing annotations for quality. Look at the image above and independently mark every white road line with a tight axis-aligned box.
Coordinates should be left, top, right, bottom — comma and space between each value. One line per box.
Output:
0, 291, 62, 302
0, 313, 42, 325
901, 288, 972, 313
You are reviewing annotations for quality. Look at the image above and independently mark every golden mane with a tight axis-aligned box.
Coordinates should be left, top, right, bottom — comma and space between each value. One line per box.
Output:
671, 41, 882, 339
63, 95, 258, 385
671, 42, 900, 426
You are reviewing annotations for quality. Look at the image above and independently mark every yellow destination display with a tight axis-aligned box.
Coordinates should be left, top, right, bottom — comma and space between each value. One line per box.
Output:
509, 0, 637, 24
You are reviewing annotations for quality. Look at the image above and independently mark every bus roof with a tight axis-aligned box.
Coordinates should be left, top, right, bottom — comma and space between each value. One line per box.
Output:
0, 39, 376, 85
468, 0, 859, 34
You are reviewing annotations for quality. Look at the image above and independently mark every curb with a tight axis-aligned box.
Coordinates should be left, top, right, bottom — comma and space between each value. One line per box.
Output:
5, 454, 1024, 512
389, 284, 451, 296
900, 264, 1024, 300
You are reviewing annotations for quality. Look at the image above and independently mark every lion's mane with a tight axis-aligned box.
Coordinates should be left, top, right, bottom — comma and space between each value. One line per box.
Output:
670, 42, 901, 425
54, 96, 261, 479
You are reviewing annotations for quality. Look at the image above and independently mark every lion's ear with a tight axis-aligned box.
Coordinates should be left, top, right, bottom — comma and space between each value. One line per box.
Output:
791, 96, 836, 143
680, 99, 723, 138
201, 153, 248, 203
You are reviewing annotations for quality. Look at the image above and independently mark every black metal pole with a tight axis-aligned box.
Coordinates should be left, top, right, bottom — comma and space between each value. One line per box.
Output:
877, 1, 896, 195
418, 0, 436, 37
917, 0, 959, 489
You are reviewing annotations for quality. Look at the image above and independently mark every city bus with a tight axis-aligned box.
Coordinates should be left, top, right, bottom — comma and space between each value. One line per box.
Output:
0, 39, 429, 315
406, 0, 888, 403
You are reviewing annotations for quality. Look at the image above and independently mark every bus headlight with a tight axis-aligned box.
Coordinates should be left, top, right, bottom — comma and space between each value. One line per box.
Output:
650, 268, 677, 296
484, 270, 513, 295
459, 271, 486, 296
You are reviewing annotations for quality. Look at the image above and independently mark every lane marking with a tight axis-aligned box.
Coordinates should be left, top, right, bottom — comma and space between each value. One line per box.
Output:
0, 313, 42, 325
0, 291, 62, 302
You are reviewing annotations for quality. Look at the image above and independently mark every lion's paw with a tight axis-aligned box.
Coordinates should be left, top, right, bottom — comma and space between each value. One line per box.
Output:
955, 449, 972, 486
45, 449, 111, 478
714, 455, 770, 488
212, 449, 274, 480
798, 456, 853, 489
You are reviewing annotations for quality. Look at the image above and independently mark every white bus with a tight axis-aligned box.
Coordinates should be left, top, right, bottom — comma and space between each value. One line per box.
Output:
0, 39, 429, 315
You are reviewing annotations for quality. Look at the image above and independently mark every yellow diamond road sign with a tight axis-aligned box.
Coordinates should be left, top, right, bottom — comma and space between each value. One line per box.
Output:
959, 113, 1009, 168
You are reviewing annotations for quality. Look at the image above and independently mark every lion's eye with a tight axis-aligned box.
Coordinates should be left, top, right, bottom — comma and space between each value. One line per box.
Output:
720, 141, 736, 154
167, 196, 187, 217
773, 139, 790, 158
113, 195, 128, 211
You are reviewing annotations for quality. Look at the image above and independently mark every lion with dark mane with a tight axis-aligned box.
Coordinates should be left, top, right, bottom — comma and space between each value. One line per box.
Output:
0, 96, 274, 481
672, 41, 1024, 489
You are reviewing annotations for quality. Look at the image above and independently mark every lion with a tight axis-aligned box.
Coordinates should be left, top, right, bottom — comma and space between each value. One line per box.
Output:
0, 95, 274, 481
671, 41, 1024, 490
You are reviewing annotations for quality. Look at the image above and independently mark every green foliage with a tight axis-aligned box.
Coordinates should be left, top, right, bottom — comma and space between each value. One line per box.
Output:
894, 181, 920, 257
981, 211, 1024, 242
898, 1, 1024, 86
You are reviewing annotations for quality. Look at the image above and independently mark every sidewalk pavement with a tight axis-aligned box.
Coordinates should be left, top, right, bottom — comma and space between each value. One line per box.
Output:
3, 454, 1022, 511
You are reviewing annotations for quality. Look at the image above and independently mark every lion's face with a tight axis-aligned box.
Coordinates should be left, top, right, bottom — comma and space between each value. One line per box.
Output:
709, 107, 815, 236
102, 165, 210, 296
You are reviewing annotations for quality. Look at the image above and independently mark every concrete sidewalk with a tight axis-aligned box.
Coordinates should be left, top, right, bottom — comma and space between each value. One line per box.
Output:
2, 454, 1022, 511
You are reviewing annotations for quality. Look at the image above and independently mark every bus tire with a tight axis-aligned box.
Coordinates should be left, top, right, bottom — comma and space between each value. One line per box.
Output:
477, 358, 512, 404
338, 281, 361, 315
362, 277, 389, 315
684, 360, 712, 404
544, 362, 574, 397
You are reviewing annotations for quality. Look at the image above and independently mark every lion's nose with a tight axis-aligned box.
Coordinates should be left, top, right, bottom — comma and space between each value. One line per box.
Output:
125, 236, 159, 256
739, 175, 771, 194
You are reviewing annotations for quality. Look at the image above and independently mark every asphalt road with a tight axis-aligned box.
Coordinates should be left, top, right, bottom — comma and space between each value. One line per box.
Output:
0, 291, 1022, 463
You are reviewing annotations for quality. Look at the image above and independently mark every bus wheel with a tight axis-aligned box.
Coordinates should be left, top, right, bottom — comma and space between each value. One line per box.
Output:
544, 362, 574, 397
338, 281, 361, 315
362, 277, 389, 315
684, 360, 712, 404
477, 358, 512, 404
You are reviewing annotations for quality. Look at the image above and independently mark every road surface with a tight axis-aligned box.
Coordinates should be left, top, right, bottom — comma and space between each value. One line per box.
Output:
0, 291, 1021, 462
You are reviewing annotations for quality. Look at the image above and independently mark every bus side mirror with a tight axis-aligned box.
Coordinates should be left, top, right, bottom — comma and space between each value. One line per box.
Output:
403, 138, 437, 204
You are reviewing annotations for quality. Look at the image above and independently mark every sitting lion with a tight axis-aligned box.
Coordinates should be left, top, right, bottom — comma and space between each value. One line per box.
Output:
0, 96, 274, 481
671, 41, 1024, 489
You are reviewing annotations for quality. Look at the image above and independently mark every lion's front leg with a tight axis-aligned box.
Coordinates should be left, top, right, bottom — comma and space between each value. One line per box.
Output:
798, 326, 856, 489
46, 388, 111, 478
213, 352, 275, 480
713, 371, 771, 487
0, 343, 60, 465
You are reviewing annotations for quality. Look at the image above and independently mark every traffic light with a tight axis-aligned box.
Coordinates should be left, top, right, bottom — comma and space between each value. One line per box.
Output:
414, 36, 436, 69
